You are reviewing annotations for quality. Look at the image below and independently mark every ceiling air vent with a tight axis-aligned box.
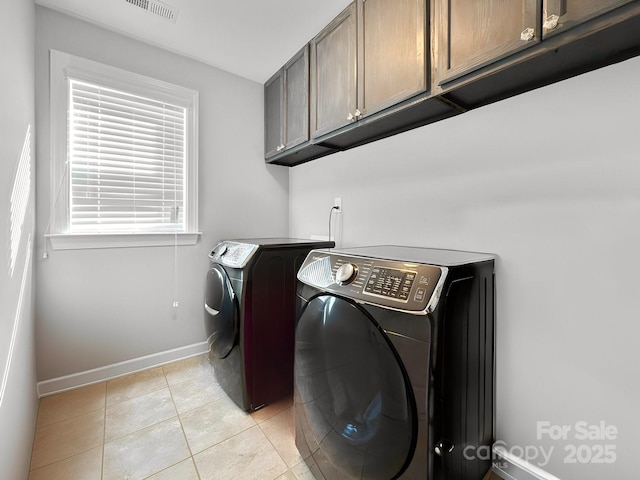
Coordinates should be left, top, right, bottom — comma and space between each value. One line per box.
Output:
125, 0, 179, 23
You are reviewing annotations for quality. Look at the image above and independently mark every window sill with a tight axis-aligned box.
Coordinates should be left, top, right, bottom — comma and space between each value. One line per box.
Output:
46, 232, 201, 250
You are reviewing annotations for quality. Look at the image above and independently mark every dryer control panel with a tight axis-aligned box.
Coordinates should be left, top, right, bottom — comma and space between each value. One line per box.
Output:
297, 250, 448, 315
209, 241, 259, 269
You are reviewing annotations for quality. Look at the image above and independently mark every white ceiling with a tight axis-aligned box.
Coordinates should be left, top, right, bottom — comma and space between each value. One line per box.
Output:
34, 0, 352, 84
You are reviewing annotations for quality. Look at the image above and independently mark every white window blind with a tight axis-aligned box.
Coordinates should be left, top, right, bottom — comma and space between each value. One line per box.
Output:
68, 79, 187, 233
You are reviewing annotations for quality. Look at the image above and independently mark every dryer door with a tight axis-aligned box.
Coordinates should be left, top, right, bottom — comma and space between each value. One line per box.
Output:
294, 294, 416, 480
204, 264, 238, 359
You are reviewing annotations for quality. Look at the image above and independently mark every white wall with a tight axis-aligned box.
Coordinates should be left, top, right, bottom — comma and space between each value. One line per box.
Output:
290, 57, 640, 479
34, 7, 289, 382
0, 0, 39, 478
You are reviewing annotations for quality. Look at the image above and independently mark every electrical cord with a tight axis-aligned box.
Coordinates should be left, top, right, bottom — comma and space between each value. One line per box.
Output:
328, 206, 339, 244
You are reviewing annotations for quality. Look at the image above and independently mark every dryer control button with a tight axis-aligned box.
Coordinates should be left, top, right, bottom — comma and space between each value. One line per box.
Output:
336, 263, 358, 285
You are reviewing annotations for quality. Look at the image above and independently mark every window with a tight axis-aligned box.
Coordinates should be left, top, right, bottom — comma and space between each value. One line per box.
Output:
48, 50, 199, 249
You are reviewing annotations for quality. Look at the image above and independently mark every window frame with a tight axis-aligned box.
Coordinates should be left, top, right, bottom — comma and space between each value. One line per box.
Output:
47, 50, 200, 250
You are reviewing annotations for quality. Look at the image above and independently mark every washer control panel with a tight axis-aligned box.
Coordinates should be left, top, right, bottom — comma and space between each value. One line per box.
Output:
364, 266, 416, 301
298, 251, 448, 314
209, 241, 259, 269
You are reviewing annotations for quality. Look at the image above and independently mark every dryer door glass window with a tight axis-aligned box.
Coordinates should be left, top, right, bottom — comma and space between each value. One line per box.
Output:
205, 264, 238, 358
295, 295, 416, 480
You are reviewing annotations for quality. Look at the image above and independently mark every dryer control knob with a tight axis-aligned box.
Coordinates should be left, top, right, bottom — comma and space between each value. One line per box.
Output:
336, 263, 358, 285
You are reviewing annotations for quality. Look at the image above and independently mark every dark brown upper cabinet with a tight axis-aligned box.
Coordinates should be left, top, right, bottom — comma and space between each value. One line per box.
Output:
264, 66, 283, 159
358, 0, 428, 118
310, 0, 428, 140
542, 0, 637, 37
437, 0, 540, 84
310, 3, 358, 139
264, 45, 311, 160
266, 0, 640, 166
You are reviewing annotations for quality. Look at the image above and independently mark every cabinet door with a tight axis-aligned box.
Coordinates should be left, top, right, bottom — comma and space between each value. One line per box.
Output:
311, 2, 358, 139
358, 0, 427, 118
438, 0, 539, 84
543, 0, 636, 37
264, 69, 284, 159
284, 45, 310, 149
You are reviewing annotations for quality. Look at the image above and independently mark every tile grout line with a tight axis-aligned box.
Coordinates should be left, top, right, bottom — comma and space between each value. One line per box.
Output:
103, 369, 180, 479
163, 364, 203, 480
35, 355, 304, 480
29, 387, 108, 476
259, 407, 313, 480
102, 381, 107, 480
105, 361, 202, 480
257, 419, 292, 480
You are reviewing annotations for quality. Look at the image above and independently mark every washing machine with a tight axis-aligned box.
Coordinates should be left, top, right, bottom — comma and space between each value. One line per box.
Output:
294, 245, 496, 480
204, 238, 334, 412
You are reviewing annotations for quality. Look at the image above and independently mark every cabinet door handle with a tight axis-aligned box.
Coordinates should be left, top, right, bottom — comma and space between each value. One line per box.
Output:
347, 110, 361, 122
276, 144, 285, 152
520, 27, 535, 41
543, 14, 559, 30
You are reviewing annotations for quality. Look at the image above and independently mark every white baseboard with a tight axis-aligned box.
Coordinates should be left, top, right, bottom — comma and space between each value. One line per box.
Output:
493, 446, 562, 480
37, 341, 208, 397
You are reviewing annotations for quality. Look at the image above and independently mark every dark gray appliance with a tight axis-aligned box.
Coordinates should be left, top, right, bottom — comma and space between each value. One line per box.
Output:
204, 238, 334, 412
294, 245, 496, 479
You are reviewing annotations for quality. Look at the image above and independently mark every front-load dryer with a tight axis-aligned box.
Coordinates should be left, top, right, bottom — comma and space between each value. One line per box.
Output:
294, 245, 496, 480
205, 238, 334, 412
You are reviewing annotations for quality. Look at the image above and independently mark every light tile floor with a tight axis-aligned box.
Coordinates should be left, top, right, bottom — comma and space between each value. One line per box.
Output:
29, 354, 318, 480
